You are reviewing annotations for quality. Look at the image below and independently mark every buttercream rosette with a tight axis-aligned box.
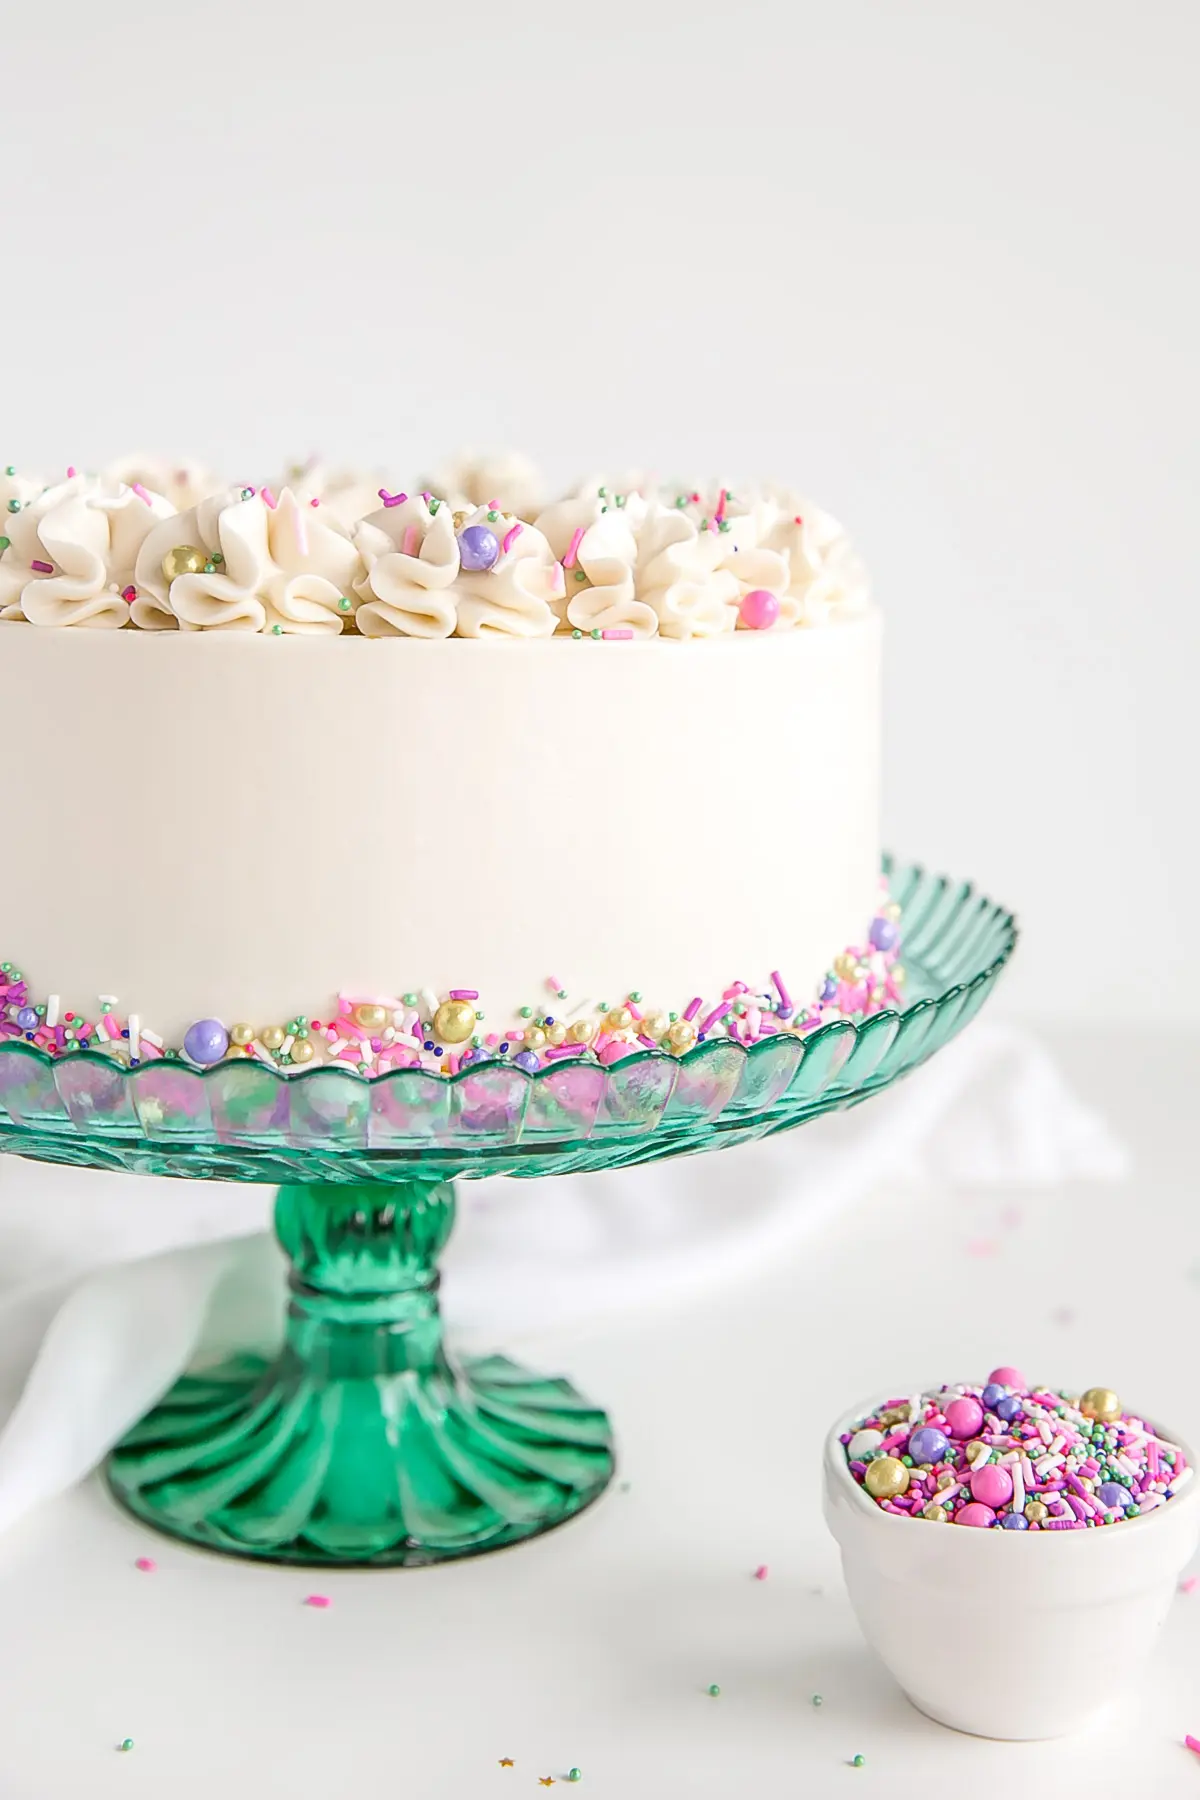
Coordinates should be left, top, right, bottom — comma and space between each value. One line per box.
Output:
105, 455, 221, 514
535, 489, 656, 636
632, 501, 740, 639
277, 459, 402, 532
0, 476, 174, 627
759, 496, 870, 625
132, 486, 363, 633
450, 507, 565, 638
427, 450, 543, 520
352, 495, 460, 637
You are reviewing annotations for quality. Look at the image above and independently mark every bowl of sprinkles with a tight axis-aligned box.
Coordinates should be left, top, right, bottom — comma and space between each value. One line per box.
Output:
823, 1370, 1200, 1740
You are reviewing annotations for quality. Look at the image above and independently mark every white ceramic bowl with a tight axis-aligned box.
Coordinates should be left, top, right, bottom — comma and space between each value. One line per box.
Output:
823, 1394, 1200, 1740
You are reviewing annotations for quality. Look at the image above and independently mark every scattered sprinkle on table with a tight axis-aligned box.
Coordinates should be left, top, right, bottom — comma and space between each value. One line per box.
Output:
843, 1368, 1190, 1528
567, 1770, 582, 1783
134, 1556, 156, 1572
1181, 1576, 1198, 1594
498, 1758, 514, 1768
811, 1694, 823, 1707
753, 1564, 768, 1580
538, 1779, 556, 1788
707, 1684, 721, 1697
303, 1593, 332, 1607
851, 1753, 865, 1767
117, 1739, 134, 1753
1186, 1734, 1200, 1757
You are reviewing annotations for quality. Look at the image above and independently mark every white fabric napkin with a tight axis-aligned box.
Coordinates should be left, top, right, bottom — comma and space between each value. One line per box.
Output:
0, 1022, 1124, 1535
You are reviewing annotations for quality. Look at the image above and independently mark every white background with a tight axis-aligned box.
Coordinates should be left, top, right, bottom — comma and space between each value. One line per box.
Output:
0, 0, 1195, 1017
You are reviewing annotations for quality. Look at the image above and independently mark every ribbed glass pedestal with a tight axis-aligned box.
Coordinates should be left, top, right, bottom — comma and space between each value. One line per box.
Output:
108, 1180, 614, 1565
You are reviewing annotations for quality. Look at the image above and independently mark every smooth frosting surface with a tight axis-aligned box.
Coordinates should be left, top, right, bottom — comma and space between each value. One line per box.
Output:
0, 616, 882, 1050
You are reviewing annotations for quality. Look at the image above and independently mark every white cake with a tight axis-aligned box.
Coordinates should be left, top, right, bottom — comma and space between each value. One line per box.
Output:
0, 458, 889, 1074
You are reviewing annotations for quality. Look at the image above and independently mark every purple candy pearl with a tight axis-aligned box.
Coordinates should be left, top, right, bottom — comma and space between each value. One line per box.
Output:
513, 1049, 540, 1072
1097, 1482, 1126, 1510
183, 1018, 229, 1065
820, 977, 838, 1002
994, 1394, 1022, 1423
908, 1425, 950, 1465
1001, 1512, 1029, 1529
869, 916, 899, 953
15, 1006, 37, 1031
981, 1382, 1006, 1410
457, 525, 500, 572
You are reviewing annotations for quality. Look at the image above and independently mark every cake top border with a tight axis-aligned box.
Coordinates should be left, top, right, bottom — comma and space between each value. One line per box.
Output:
0, 453, 869, 640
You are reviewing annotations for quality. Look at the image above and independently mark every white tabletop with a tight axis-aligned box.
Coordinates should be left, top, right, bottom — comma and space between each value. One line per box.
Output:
0, 1027, 1197, 1797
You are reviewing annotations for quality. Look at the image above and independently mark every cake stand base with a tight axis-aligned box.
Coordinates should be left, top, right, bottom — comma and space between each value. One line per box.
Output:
106, 1179, 614, 1565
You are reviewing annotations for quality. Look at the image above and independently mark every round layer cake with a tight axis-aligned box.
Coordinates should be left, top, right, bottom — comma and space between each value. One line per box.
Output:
0, 456, 885, 1073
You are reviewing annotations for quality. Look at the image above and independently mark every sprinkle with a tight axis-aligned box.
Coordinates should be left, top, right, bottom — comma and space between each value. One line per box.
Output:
602, 628, 633, 639
683, 997, 703, 1022
501, 522, 523, 554
1186, 1735, 1200, 1756
707, 1684, 720, 1697
699, 1001, 732, 1033
811, 1694, 823, 1707
449, 989, 479, 1001
379, 489, 408, 508
127, 1013, 140, 1059
753, 1565, 768, 1580
30, 559, 54, 574
45, 993, 60, 1029
130, 482, 153, 505
1180, 1576, 1199, 1594
303, 1594, 331, 1607
403, 525, 419, 556
563, 526, 585, 569
770, 969, 793, 1012
261, 487, 277, 509
134, 1557, 156, 1572
117, 1739, 134, 1753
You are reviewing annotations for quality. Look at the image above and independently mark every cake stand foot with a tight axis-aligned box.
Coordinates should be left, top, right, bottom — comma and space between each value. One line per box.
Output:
106, 1178, 614, 1565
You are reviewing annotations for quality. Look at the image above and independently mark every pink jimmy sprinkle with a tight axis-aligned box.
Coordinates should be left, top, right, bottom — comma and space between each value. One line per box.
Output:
715, 487, 727, 521
1180, 1576, 1199, 1594
754, 1565, 768, 1580
602, 628, 633, 639
134, 1557, 156, 1572
1187, 1735, 1200, 1756
403, 525, 419, 557
546, 976, 565, 994
310, 497, 320, 507
449, 990, 479, 1002
379, 489, 408, 508
303, 1594, 331, 1608
422, 491, 432, 503
30, 559, 54, 573
130, 482, 152, 505
261, 487, 277, 509
699, 1001, 732, 1033
66, 464, 77, 478
771, 970, 793, 1011
501, 522, 523, 555
683, 997, 703, 1022
563, 526, 585, 570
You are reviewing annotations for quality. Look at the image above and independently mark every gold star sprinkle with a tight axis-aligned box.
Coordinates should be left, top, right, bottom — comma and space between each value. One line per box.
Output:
498, 1759, 514, 1769
539, 1781, 556, 1788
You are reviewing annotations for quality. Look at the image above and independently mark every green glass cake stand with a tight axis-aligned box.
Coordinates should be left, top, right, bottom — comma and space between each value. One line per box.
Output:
0, 858, 1014, 1566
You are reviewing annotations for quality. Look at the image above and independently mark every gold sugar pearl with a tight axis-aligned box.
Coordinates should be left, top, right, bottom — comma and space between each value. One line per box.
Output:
864, 1457, 909, 1500
433, 999, 477, 1045
289, 1038, 316, 1064
230, 1023, 254, 1047
666, 1019, 697, 1054
161, 544, 208, 583
1024, 1499, 1048, 1524
260, 1024, 286, 1052
568, 1018, 597, 1045
355, 1004, 388, 1031
523, 1025, 548, 1052
225, 1044, 251, 1059
640, 1010, 669, 1042
1080, 1387, 1121, 1423
603, 1007, 633, 1033
546, 1021, 567, 1047
833, 953, 859, 982
922, 1503, 947, 1523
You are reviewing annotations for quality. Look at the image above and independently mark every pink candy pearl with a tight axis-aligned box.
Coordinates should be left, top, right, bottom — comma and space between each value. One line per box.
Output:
988, 1365, 1026, 1389
969, 1463, 1014, 1508
955, 1502, 996, 1529
738, 588, 780, 630
944, 1396, 985, 1440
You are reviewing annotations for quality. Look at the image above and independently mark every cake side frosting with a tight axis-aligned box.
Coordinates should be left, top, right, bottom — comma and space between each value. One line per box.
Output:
0, 615, 882, 1065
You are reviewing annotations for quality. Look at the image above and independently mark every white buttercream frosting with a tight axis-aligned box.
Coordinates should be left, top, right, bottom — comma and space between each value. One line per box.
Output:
634, 503, 740, 639
427, 451, 543, 519
352, 496, 460, 637
535, 491, 656, 635
133, 487, 363, 633
104, 455, 220, 514
0, 477, 174, 627
276, 459, 401, 531
451, 508, 565, 638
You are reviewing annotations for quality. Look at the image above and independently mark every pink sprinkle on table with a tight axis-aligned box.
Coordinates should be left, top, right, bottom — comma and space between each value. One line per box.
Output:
303, 1594, 331, 1608
1180, 1575, 1198, 1594
1186, 1734, 1200, 1756
754, 1565, 768, 1580
134, 1557, 156, 1572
